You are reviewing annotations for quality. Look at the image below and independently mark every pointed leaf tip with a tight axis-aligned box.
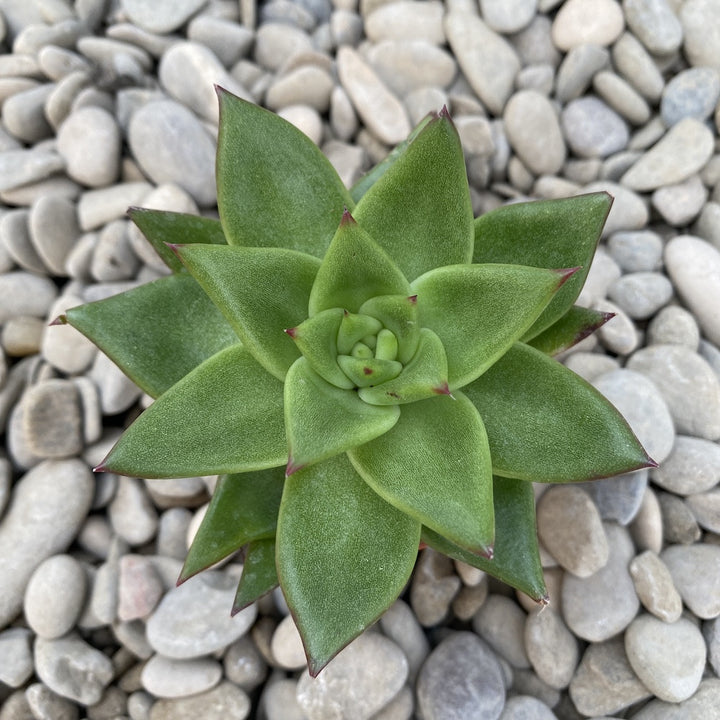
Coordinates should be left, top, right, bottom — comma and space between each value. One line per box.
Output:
284, 327, 297, 339
49, 314, 67, 326
408, 295, 417, 304
556, 266, 581, 287
439, 104, 451, 119
340, 207, 355, 226
92, 464, 105, 473
432, 382, 451, 396
286, 457, 305, 477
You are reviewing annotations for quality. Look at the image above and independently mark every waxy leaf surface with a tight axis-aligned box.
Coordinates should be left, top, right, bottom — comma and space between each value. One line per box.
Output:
308, 213, 410, 316
233, 539, 278, 613
128, 208, 226, 273
463, 342, 655, 482
175, 244, 321, 380
100, 345, 287, 477
276, 454, 420, 675
527, 306, 614, 356
216, 89, 352, 256
65, 273, 238, 398
473, 193, 612, 339
353, 111, 474, 281
349, 392, 494, 554
422, 475, 546, 601
180, 470, 284, 582
411, 264, 570, 389
284, 358, 400, 472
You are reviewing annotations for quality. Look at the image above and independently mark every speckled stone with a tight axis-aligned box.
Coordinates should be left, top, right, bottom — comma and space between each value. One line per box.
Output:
652, 435, 720, 495
524, 607, 579, 689
662, 543, 720, 619
628, 550, 683, 622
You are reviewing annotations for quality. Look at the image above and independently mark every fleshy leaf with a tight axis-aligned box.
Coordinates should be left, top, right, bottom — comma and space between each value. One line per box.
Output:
289, 308, 354, 389
180, 470, 284, 582
349, 392, 493, 555
422, 475, 546, 601
359, 328, 449, 405
358, 294, 420, 365
463, 342, 656, 482
128, 208, 226, 273
336, 355, 402, 387
473, 193, 612, 339
216, 88, 352, 256
65, 273, 238, 398
353, 109, 474, 281
174, 244, 321, 380
284, 358, 400, 473
411, 264, 574, 389
232, 539, 279, 614
349, 113, 434, 203
527, 306, 615, 356
276, 454, 420, 675
308, 211, 410, 316
99, 345, 287, 477
336, 311, 383, 355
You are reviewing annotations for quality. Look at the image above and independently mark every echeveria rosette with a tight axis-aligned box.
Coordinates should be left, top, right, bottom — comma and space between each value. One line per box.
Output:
63, 89, 655, 676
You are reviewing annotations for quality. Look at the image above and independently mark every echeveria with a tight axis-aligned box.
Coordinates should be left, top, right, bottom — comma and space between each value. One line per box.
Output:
62, 89, 654, 675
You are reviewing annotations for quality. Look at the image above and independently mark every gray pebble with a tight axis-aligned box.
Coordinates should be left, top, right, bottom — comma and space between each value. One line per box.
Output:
365, 0, 445, 44
504, 90, 566, 175
2, 83, 55, 144
480, 0, 537, 34
128, 100, 216, 207
277, 104, 323, 144
593, 71, 651, 127
108, 477, 158, 546
38, 45, 92, 81
0, 209, 46, 274
473, 595, 529, 669
629, 550, 683, 622
141, 654, 222, 698
445, 12, 520, 115
562, 523, 639, 641
647, 305, 701, 349
693, 201, 720, 249
409, 548, 461, 627
665, 235, 720, 347
524, 607, 578, 690
594, 299, 639, 355
630, 486, 663, 554
551, 0, 624, 51
266, 64, 334, 112
0, 628, 34, 688
113, 619, 153, 661
379, 599, 430, 682
0, 459, 93, 629
260, 0, 316, 31
568, 636, 651, 716
25, 682, 79, 720
700, 338, 720, 380
515, 64, 555, 95
563, 352, 620, 382
2, 316, 44, 357
0, 690, 34, 720
705, 617, 720, 677
659, 491, 702, 544
42, 296, 98, 375
612, 32, 665, 102
187, 16, 253, 68
631, 678, 720, 720
680, 0, 720, 69
29, 194, 80, 276
91, 219, 139, 282
297, 631, 408, 718
686, 486, 720, 531
511, 15, 561, 68
623, 0, 683, 55
148, 681, 251, 720
626, 344, 720, 440
336, 46, 410, 145
607, 271, 673, 320
555, 44, 609, 102
625, 614, 706, 702
577, 246, 622, 305
224, 635, 268, 691
537, 486, 608, 577
499, 696, 557, 720
57, 106, 121, 187
586, 470, 648, 525
23, 554, 87, 639
621, 118, 715, 191
89, 350, 143, 415
581, 181, 648, 235
120, 0, 206, 34
0, 271, 57, 324
662, 543, 720, 618
323, 140, 365, 188
146, 571, 257, 658
662, 66, 720, 126
416, 632, 505, 720
77, 182, 151, 232
651, 174, 708, 226
254, 23, 313, 72
35, 632, 114, 705
262, 679, 305, 720
608, 230, 663, 272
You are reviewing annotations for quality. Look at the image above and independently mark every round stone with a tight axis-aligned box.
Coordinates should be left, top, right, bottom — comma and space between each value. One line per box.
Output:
652, 175, 709, 227
57, 106, 120, 187
29, 194, 80, 276
108, 477, 158, 546
410, 548, 461, 627
296, 632, 408, 719
120, 0, 206, 33
364, 0, 445, 44
0, 271, 57, 324
662, 543, 720, 618
662, 67, 720, 126
117, 554, 164, 622
585, 470, 648, 525
504, 90, 566, 174
551, 0, 625, 50
648, 304, 701, 349
416, 632, 505, 720
472, 594, 530, 669
266, 65, 334, 112
524, 607, 579, 689
631, 678, 720, 720
24, 554, 87, 639
141, 654, 222, 698
270, 614, 306, 670
537, 486, 608, 577
680, 0, 720, 69
607, 271, 673, 320
25, 682, 80, 720
499, 696, 558, 720
623, 0, 683, 55
606, 231, 662, 273
0, 627, 33, 688
379, 599, 430, 681
625, 614, 706, 702
480, 0, 538, 33
149, 681, 251, 720
556, 45, 610, 103
628, 550, 683, 622
254, 22, 313, 72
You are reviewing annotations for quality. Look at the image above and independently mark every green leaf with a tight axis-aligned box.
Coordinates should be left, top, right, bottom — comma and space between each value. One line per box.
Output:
463, 342, 655, 482
180, 470, 284, 582
358, 294, 420, 365
99, 345, 287, 478
65, 273, 238, 398
473, 193, 612, 339
174, 244, 321, 380
289, 308, 354, 389
349, 113, 435, 203
284, 358, 400, 473
308, 211, 410, 316
336, 355, 402, 387
276, 454, 420, 675
128, 208, 226, 273
349, 392, 494, 555
336, 311, 383, 355
423, 475, 546, 602
359, 328, 449, 405
527, 306, 614, 356
216, 89, 352, 257
353, 109, 474, 281
232, 539, 279, 614
411, 264, 573, 389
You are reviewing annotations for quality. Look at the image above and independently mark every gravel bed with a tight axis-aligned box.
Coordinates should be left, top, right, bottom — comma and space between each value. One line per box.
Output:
1, 0, 720, 718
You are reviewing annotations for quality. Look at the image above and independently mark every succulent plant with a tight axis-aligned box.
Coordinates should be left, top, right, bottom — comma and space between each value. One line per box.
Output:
60, 89, 654, 675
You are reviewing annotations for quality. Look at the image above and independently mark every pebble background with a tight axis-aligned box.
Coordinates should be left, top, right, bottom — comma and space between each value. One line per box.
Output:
1, 0, 720, 718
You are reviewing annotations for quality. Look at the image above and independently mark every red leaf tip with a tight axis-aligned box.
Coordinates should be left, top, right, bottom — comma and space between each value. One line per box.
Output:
92, 464, 106, 473
284, 327, 297, 339
439, 104, 451, 120
340, 207, 355, 226
407, 295, 418, 305
49, 315, 67, 326
286, 457, 305, 477
556, 266, 581, 287
480, 544, 494, 560
432, 382, 452, 396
